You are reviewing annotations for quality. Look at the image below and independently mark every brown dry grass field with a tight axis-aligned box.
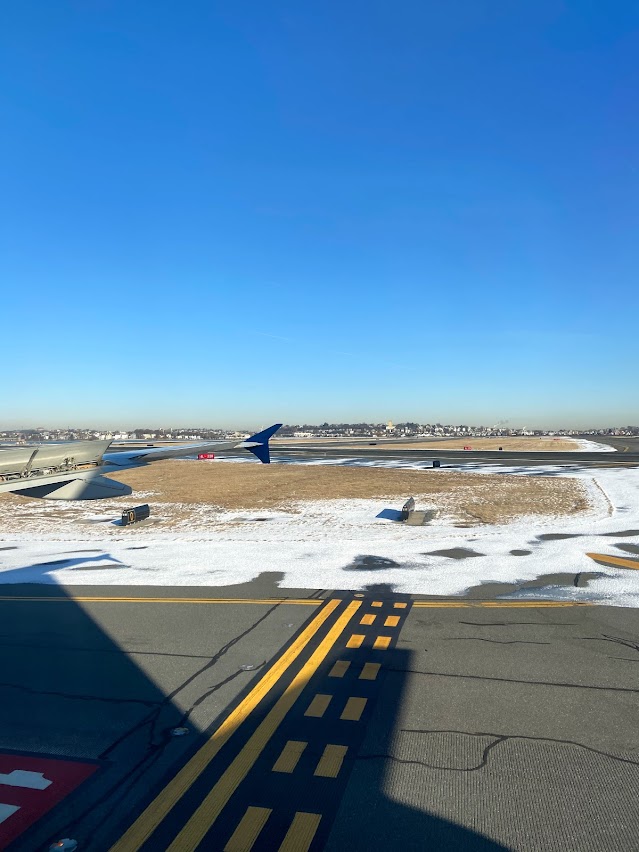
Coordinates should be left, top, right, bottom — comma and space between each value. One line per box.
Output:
106, 460, 590, 525
277, 437, 581, 452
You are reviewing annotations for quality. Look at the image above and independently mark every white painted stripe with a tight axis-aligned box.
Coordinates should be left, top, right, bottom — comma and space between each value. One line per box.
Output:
0, 802, 20, 825
0, 769, 52, 789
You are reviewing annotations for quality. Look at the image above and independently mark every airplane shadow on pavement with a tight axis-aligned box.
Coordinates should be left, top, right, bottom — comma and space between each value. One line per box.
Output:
0, 557, 507, 851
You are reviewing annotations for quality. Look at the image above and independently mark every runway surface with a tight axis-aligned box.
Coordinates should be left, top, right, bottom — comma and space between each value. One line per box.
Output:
2, 578, 639, 851
269, 435, 639, 470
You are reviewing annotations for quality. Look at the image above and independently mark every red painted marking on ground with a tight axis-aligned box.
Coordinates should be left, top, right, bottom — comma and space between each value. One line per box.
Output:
0, 752, 98, 849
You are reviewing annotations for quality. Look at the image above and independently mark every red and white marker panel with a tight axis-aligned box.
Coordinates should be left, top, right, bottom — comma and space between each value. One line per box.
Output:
0, 752, 98, 849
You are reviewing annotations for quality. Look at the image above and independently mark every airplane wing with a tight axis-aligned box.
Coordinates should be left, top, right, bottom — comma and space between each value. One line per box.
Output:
102, 424, 282, 469
0, 424, 282, 500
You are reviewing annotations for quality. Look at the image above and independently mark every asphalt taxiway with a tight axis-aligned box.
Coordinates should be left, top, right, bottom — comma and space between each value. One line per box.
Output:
2, 577, 639, 851
270, 435, 639, 470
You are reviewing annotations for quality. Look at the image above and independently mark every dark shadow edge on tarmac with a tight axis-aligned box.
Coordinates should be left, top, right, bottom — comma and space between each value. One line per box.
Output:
1, 566, 508, 852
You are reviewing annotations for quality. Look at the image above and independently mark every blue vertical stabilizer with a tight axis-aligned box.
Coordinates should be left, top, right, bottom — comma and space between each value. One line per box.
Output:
245, 424, 282, 464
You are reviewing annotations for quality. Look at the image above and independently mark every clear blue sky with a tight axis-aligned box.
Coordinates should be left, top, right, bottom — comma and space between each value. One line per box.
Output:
1, 1, 637, 429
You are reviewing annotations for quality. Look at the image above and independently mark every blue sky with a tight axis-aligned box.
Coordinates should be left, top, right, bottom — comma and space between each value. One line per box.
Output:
1, 1, 637, 429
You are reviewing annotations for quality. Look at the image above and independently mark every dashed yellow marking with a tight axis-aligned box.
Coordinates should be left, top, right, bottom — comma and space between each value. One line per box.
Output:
279, 812, 322, 852
360, 614, 376, 625
111, 599, 358, 852
384, 615, 400, 627
341, 697, 367, 721
586, 553, 639, 571
314, 744, 348, 778
329, 660, 350, 678
272, 741, 307, 774
359, 662, 381, 681
304, 694, 332, 718
393, 602, 407, 609
371, 601, 383, 608
373, 635, 391, 650
346, 634, 365, 648
223, 806, 271, 851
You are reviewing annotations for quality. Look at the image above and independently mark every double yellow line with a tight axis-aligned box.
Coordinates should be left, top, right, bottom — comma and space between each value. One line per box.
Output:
111, 598, 361, 851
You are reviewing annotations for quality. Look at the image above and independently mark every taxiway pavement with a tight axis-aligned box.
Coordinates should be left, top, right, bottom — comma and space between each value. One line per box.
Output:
2, 578, 639, 851
269, 435, 639, 470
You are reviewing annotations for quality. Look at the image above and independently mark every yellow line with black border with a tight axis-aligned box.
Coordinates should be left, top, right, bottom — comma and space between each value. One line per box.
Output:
110, 598, 361, 851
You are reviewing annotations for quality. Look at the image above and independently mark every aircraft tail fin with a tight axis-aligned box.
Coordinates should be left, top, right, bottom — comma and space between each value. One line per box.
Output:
240, 423, 282, 464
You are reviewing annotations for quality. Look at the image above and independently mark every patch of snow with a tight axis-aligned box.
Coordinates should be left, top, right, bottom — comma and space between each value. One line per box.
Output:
1, 460, 638, 606
571, 439, 616, 452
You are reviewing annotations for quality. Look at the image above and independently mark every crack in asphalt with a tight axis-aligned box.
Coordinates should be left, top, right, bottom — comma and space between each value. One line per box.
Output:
583, 634, 639, 656
352, 729, 639, 773
386, 667, 639, 694
442, 638, 551, 645
0, 681, 161, 707
457, 621, 578, 627
100, 601, 281, 760
0, 639, 220, 660
161, 602, 280, 710
50, 602, 283, 846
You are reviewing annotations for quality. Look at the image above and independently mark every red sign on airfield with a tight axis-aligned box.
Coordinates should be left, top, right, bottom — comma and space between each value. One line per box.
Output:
0, 751, 98, 849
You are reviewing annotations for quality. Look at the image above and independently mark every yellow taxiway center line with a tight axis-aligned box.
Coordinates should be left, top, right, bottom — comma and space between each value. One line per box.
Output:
586, 553, 639, 571
163, 600, 361, 852
109, 597, 346, 852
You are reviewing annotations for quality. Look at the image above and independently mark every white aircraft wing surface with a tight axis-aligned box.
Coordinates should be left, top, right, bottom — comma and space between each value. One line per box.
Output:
0, 424, 282, 500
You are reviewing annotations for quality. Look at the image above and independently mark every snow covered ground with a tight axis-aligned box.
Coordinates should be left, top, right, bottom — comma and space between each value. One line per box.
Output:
1, 450, 638, 606
572, 438, 617, 452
